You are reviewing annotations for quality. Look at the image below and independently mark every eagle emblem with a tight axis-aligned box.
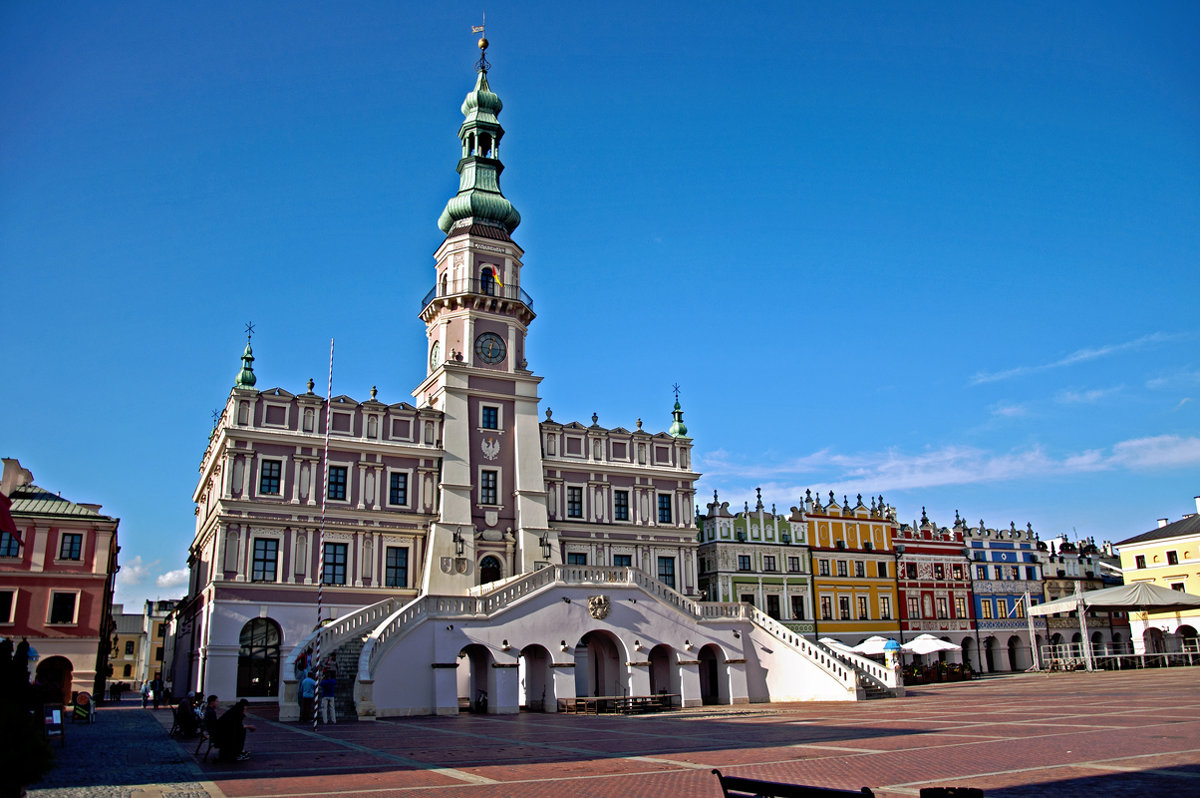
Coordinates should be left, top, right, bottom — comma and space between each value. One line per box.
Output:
587, 594, 611, 620
481, 437, 500, 460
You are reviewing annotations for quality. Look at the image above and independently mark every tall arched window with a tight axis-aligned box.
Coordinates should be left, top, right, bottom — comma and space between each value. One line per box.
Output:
480, 267, 496, 296
237, 617, 282, 697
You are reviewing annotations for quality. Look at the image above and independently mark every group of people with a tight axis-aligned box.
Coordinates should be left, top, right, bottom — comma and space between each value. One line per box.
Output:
140, 676, 167, 709
169, 692, 256, 763
297, 666, 337, 724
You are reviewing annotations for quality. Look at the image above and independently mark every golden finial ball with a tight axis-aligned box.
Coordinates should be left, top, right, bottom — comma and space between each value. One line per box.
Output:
478, 37, 488, 50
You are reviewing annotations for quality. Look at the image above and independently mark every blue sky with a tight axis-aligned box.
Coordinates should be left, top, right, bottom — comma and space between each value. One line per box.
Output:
2, 1, 1198, 608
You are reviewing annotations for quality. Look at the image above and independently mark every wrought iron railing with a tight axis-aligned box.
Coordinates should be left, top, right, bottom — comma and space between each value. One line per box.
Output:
421, 277, 533, 312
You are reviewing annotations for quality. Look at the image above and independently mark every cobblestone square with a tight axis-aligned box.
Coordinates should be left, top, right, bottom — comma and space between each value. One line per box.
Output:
29, 668, 1200, 797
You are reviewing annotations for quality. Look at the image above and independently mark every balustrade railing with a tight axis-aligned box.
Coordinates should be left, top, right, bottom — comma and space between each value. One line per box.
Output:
747, 607, 857, 690
283, 596, 401, 681
421, 277, 533, 313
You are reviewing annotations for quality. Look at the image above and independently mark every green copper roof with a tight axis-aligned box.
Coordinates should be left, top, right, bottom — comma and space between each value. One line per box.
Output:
235, 341, 256, 388
438, 68, 520, 234
668, 399, 688, 438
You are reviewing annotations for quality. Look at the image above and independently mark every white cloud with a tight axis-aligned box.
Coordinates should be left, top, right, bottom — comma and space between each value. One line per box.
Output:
156, 568, 189, 589
970, 332, 1176, 385
1109, 435, 1200, 469
699, 434, 1200, 502
1055, 386, 1123, 404
990, 403, 1029, 417
117, 555, 153, 587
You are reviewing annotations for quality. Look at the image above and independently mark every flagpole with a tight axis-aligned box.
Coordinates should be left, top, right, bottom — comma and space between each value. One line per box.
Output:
313, 338, 334, 731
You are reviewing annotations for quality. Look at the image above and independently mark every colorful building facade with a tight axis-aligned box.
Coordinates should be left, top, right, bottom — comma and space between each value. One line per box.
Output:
807, 492, 901, 645
893, 511, 974, 663
697, 489, 813, 634
965, 518, 1045, 672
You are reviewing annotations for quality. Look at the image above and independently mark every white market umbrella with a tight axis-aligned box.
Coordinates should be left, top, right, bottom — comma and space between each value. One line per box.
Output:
902, 634, 962, 656
850, 636, 892, 656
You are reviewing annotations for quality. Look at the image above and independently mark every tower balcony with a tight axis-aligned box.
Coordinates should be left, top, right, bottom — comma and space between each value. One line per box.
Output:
420, 278, 535, 323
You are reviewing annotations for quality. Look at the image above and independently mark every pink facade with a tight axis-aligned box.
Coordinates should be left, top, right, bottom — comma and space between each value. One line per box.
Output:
0, 458, 119, 702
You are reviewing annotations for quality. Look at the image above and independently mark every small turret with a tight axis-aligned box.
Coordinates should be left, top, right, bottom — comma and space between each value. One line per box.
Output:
234, 324, 257, 389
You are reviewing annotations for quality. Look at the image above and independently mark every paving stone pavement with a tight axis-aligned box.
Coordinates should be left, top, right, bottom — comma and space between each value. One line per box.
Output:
26, 703, 218, 798
22, 668, 1200, 797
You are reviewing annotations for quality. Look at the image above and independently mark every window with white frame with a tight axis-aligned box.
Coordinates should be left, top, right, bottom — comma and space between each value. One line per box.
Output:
880, 596, 891, 619
388, 472, 409, 506
322, 542, 348, 585
0, 532, 19, 558
59, 533, 83, 561
385, 546, 408, 588
480, 470, 498, 505
566, 486, 583, 518
613, 490, 629, 521
48, 591, 78, 624
908, 596, 921, 618
820, 595, 832, 620
251, 538, 278, 582
857, 595, 869, 619
481, 405, 499, 430
328, 466, 348, 501
0, 589, 14, 624
259, 459, 282, 495
788, 556, 800, 572
657, 494, 672, 523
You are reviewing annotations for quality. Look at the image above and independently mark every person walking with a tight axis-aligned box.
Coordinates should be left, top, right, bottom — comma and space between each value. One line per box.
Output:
140, 681, 149, 708
319, 668, 337, 725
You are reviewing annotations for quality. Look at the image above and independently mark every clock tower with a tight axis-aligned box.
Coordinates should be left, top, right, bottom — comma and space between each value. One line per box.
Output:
415, 39, 555, 594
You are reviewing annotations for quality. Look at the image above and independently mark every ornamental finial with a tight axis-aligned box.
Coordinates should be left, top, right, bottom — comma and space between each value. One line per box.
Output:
472, 14, 490, 72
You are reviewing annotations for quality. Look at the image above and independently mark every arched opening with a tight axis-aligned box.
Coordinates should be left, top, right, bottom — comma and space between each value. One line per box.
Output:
648, 644, 680, 697
1090, 631, 1104, 656
1112, 632, 1125, 654
480, 267, 496, 296
35, 656, 74, 704
440, 273, 448, 296
1177, 624, 1198, 653
1007, 635, 1026, 671
698, 643, 729, 705
983, 636, 999, 672
237, 617, 281, 697
457, 643, 495, 713
479, 555, 502, 585
1143, 627, 1165, 654
479, 133, 492, 157
961, 637, 977, 672
519, 644, 553, 711
573, 630, 625, 698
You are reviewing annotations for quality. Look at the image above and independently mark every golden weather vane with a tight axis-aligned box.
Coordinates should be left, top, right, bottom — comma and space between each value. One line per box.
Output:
472, 12, 489, 71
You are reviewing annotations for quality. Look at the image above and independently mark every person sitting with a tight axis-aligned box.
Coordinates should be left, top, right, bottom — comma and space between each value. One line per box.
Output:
215, 698, 256, 762
176, 694, 200, 738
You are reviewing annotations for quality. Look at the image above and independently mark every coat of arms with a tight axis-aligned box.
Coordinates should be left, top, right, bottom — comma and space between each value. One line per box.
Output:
481, 437, 500, 460
587, 594, 611, 620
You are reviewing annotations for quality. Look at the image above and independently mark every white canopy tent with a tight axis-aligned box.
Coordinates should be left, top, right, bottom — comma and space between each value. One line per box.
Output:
1027, 581, 1200, 670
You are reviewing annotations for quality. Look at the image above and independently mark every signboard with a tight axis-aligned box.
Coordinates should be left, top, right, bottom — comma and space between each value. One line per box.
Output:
44, 704, 64, 746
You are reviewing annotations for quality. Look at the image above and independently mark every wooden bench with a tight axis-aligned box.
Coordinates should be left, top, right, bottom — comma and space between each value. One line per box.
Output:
713, 769, 874, 797
712, 771, 983, 798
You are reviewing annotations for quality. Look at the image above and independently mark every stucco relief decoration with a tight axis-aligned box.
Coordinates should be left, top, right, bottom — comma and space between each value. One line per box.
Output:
587, 594, 611, 620
481, 437, 500, 460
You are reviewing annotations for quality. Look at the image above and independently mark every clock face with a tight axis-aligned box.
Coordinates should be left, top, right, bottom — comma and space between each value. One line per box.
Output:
474, 332, 506, 364
429, 340, 440, 370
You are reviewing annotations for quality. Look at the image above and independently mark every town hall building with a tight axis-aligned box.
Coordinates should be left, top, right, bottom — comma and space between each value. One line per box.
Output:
171, 40, 897, 716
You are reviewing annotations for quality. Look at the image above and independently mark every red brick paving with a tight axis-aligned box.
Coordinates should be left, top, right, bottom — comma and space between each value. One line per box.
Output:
185, 668, 1200, 796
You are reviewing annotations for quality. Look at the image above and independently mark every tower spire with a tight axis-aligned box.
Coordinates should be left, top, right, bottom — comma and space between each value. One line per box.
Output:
437, 31, 520, 235
668, 384, 688, 438
234, 322, 257, 389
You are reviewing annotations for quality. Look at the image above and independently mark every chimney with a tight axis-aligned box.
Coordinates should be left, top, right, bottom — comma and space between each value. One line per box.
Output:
1157, 518, 1169, 528
1195, 495, 1200, 514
